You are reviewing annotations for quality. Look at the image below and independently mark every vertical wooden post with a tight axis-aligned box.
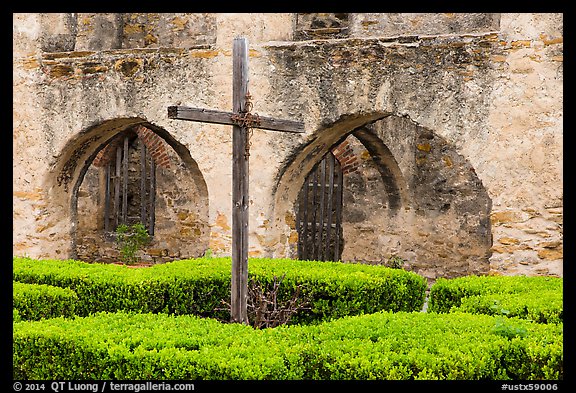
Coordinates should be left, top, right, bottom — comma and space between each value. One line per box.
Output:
149, 159, 156, 236
140, 143, 147, 227
114, 146, 122, 228
122, 136, 129, 224
231, 36, 249, 324
317, 158, 327, 260
104, 163, 111, 232
310, 168, 319, 259
325, 153, 335, 260
334, 161, 343, 261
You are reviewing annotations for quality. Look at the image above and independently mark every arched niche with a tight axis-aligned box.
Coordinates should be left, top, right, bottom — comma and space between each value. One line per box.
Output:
47, 117, 210, 263
272, 112, 492, 280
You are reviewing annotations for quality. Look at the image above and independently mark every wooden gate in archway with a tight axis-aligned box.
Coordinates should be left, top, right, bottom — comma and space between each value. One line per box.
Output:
296, 152, 344, 261
102, 131, 157, 235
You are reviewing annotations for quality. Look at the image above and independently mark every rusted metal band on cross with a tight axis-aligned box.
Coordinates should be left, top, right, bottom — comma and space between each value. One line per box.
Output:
230, 112, 261, 129
230, 92, 261, 158
230, 92, 262, 130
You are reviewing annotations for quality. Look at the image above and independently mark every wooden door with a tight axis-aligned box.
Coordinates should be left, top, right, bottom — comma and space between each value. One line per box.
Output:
296, 152, 343, 261
103, 134, 156, 235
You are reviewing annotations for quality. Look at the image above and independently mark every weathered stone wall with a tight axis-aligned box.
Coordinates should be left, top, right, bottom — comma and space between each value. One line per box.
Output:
13, 13, 562, 279
482, 14, 563, 276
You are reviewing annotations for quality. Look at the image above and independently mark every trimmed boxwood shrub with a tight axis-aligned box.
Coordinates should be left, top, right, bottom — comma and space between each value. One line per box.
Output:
248, 258, 427, 323
13, 257, 194, 317
427, 275, 563, 324
13, 310, 563, 380
13, 281, 78, 321
12, 256, 427, 323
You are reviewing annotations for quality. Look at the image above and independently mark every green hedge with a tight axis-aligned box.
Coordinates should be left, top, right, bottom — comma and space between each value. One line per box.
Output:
427, 275, 563, 323
12, 256, 427, 323
13, 281, 78, 321
13, 310, 563, 380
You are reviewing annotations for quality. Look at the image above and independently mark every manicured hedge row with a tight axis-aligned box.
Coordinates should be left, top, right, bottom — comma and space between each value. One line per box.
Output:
13, 257, 211, 318
13, 310, 563, 380
13, 281, 78, 321
12, 256, 427, 323
428, 275, 563, 323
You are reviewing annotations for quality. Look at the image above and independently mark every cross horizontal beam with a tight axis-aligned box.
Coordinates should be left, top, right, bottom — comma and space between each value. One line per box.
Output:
168, 105, 305, 134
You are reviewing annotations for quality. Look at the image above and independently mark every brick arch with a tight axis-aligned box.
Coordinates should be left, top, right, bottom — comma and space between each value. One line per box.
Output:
285, 127, 410, 262
134, 125, 171, 169
331, 139, 359, 175
93, 125, 172, 169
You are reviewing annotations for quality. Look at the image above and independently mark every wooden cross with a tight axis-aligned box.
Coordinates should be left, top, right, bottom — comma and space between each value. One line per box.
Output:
167, 37, 305, 324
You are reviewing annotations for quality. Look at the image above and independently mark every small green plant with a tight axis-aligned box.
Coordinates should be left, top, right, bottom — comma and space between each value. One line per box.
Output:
492, 317, 527, 339
489, 299, 510, 316
115, 223, 150, 265
203, 248, 214, 258
386, 255, 406, 269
